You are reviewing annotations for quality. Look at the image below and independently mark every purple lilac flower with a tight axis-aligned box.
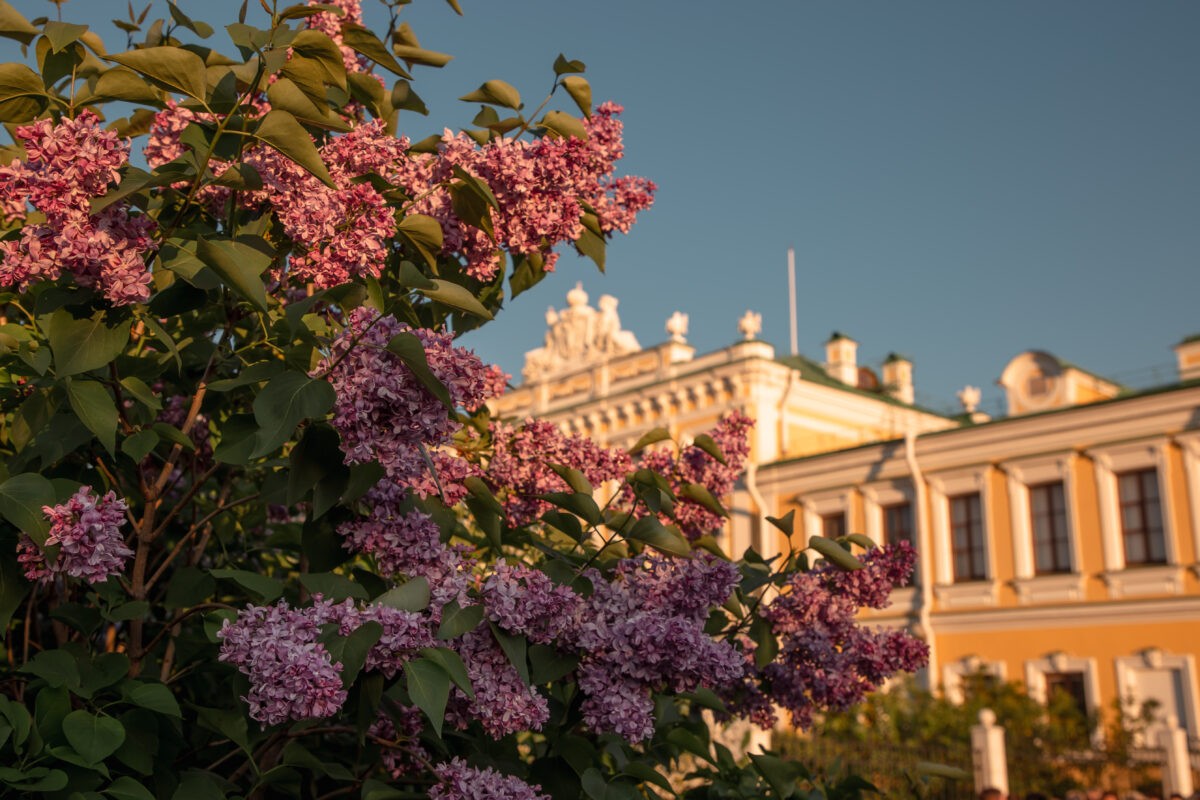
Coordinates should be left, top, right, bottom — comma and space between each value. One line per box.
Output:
17, 487, 132, 584
430, 758, 549, 800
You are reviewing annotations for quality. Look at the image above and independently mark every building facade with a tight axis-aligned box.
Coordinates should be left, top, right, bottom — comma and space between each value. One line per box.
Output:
490, 285, 1200, 742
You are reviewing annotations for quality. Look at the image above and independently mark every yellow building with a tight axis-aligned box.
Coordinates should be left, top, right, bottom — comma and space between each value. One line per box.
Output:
491, 284, 1200, 742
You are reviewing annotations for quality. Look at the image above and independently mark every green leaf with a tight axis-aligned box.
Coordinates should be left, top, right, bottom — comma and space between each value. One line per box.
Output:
119, 376, 161, 412
11, 388, 55, 452
581, 768, 606, 800
0, 62, 47, 122
419, 279, 494, 320
385, 333, 453, 409
395, 214, 443, 269
0, 472, 55, 541
629, 427, 670, 455
459, 79, 521, 110
92, 66, 162, 104
44, 310, 132, 378
749, 614, 778, 669
105, 776, 157, 800
66, 379, 118, 455
844, 532, 877, 550
374, 576, 430, 612
488, 623, 529, 685
341, 24, 411, 78
807, 535, 864, 571
167, 2, 213, 39
392, 43, 453, 69
547, 463, 593, 495
209, 568, 285, 602
0, 1, 38, 45
436, 601, 484, 640
448, 180, 495, 240
625, 516, 691, 557
404, 657, 450, 736
0, 555, 29, 632
324, 621, 382, 687
620, 763, 671, 791
289, 29, 347, 90
574, 225, 606, 272
679, 483, 727, 518
43, 21, 88, 53
252, 109, 336, 188
195, 237, 271, 311
0, 767, 69, 792
62, 710, 125, 765
418, 646, 473, 699
541, 109, 587, 140
529, 644, 578, 685
561, 75, 592, 118
250, 371, 336, 458
541, 491, 602, 526
765, 510, 795, 537
692, 433, 727, 465
107, 46, 207, 102
126, 683, 182, 718
749, 753, 802, 799
553, 54, 586, 75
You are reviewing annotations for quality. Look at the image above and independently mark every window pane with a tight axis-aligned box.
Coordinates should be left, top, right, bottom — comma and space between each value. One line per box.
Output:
1148, 532, 1166, 563
1125, 535, 1146, 564
1141, 471, 1160, 501
1118, 472, 1139, 500
1054, 537, 1071, 570
951, 497, 967, 525
1122, 505, 1141, 533
1145, 500, 1163, 533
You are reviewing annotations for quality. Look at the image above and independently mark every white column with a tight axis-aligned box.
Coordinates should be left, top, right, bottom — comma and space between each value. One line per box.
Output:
970, 709, 1008, 796
1159, 716, 1194, 798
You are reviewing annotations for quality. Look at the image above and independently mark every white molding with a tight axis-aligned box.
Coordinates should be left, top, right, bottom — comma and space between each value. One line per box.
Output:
798, 487, 851, 545
934, 581, 998, 609
1114, 650, 1200, 737
1174, 431, 1200, 570
1012, 572, 1087, 604
928, 465, 993, 588
943, 656, 1007, 704
932, 596, 1200, 634
1087, 437, 1179, 591
1102, 564, 1185, 599
1003, 453, 1080, 585
861, 479, 914, 547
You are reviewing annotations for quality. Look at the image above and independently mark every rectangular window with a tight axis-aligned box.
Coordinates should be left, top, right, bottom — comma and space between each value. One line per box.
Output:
1044, 671, 1088, 719
883, 502, 913, 548
821, 512, 845, 539
1029, 482, 1071, 574
1117, 468, 1166, 565
950, 492, 986, 581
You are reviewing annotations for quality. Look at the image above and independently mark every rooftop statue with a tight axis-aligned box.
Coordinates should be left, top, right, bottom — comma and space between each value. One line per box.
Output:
522, 283, 641, 382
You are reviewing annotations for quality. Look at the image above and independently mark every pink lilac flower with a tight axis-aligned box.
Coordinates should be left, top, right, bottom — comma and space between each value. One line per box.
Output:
430, 758, 549, 800
485, 419, 631, 527
482, 561, 580, 644
338, 481, 472, 607
731, 542, 929, 729
305, 0, 367, 73
0, 111, 156, 305
447, 628, 549, 738
634, 410, 753, 540
567, 553, 742, 742
314, 307, 505, 501
218, 601, 348, 726
17, 487, 132, 585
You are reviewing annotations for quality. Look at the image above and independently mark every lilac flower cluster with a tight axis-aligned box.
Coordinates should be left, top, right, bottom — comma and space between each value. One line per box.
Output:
636, 410, 754, 540
447, 628, 549, 738
430, 759, 549, 800
218, 596, 434, 726
0, 110, 156, 305
370, 705, 429, 780
733, 542, 929, 729
482, 561, 579, 644
304, 0, 368, 73
485, 418, 631, 527
338, 482, 471, 607
569, 554, 743, 742
314, 307, 506, 504
16, 487, 131, 585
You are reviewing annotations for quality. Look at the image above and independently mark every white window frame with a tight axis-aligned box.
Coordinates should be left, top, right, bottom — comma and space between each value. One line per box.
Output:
862, 479, 920, 607
943, 655, 1007, 704
1113, 649, 1200, 738
1025, 653, 1101, 715
929, 466, 997, 608
1087, 438, 1184, 598
1004, 453, 1086, 604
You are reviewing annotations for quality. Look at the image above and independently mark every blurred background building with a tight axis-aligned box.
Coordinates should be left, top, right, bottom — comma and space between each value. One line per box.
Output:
490, 284, 1200, 746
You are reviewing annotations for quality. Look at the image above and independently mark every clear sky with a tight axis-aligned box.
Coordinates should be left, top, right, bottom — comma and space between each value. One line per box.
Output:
7, 0, 1199, 415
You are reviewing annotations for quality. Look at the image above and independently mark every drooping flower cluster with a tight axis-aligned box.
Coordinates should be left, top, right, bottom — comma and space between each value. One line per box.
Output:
569, 554, 743, 742
430, 759, 549, 800
447, 627, 550, 738
636, 410, 754, 540
482, 561, 580, 644
315, 307, 506, 503
733, 542, 929, 730
393, 102, 656, 281
0, 110, 156, 305
16, 487, 131, 585
218, 596, 434, 726
485, 419, 631, 527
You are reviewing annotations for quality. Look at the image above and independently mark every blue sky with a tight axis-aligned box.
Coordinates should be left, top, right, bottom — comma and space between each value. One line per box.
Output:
7, 0, 1199, 415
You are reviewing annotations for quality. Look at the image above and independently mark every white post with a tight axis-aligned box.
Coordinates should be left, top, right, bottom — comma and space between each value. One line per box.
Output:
1159, 715, 1194, 798
970, 708, 1008, 796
